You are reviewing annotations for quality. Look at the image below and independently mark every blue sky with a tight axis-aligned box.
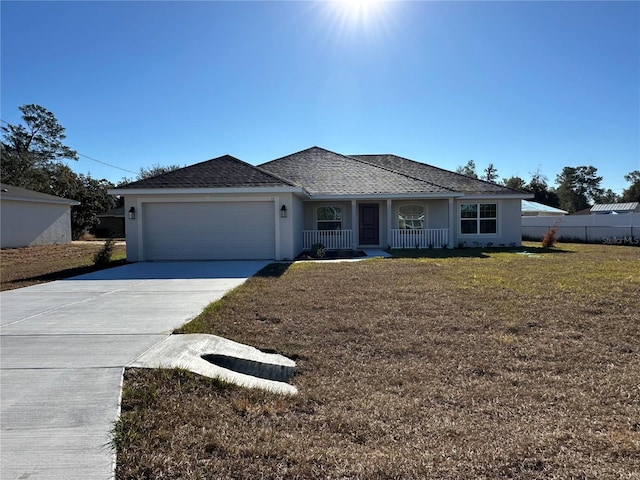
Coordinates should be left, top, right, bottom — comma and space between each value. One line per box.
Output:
2, 1, 639, 194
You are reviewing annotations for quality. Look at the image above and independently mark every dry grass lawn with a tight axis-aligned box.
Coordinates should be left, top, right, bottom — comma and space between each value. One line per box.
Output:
1, 242, 126, 291
115, 243, 640, 479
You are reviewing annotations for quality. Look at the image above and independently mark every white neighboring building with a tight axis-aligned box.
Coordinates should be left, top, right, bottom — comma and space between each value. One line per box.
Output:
0, 183, 80, 248
521, 200, 568, 216
589, 202, 640, 214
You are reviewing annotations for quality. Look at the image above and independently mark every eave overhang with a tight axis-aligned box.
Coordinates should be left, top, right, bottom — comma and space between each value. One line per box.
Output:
108, 186, 309, 197
458, 193, 534, 201
305, 192, 465, 201
0, 195, 80, 206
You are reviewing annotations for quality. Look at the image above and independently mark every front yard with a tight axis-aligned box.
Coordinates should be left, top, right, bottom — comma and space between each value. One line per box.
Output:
116, 242, 639, 478
0, 242, 126, 291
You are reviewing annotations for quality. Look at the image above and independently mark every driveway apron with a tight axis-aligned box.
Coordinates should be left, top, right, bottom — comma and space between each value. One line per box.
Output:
0, 260, 270, 480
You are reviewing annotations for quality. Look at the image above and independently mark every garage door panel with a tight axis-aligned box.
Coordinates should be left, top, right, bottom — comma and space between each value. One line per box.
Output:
143, 202, 275, 260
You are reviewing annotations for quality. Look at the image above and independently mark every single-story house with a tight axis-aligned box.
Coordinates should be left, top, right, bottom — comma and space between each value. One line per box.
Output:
110, 147, 531, 261
521, 200, 568, 216
0, 183, 80, 248
94, 206, 126, 238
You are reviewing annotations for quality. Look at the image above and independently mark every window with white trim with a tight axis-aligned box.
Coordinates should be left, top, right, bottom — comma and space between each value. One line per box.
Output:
317, 206, 342, 231
398, 204, 425, 230
460, 203, 497, 234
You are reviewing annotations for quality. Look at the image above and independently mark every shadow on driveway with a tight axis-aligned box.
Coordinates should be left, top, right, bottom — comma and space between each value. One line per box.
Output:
64, 260, 276, 281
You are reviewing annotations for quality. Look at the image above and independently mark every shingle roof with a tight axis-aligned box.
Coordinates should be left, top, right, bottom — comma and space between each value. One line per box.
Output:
258, 147, 454, 196
351, 154, 523, 195
0, 183, 80, 205
116, 155, 296, 189
114, 147, 530, 198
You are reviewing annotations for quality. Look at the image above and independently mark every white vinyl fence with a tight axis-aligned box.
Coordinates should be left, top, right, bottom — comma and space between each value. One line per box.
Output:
522, 214, 640, 245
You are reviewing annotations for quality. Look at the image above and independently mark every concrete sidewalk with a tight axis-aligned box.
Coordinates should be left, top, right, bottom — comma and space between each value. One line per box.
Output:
0, 260, 270, 480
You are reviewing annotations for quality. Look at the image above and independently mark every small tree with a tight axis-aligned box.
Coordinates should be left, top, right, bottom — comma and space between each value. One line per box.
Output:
594, 188, 620, 204
119, 163, 183, 185
527, 169, 560, 207
541, 223, 559, 248
621, 171, 640, 202
456, 160, 478, 178
482, 163, 499, 183
71, 175, 116, 239
555, 166, 604, 213
1, 104, 78, 191
93, 238, 115, 266
502, 176, 528, 191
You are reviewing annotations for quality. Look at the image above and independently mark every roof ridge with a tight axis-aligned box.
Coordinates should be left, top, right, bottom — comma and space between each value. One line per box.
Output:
259, 146, 339, 167
262, 147, 458, 193
222, 155, 301, 188
119, 154, 298, 189
346, 154, 458, 193
352, 153, 526, 195
253, 164, 306, 191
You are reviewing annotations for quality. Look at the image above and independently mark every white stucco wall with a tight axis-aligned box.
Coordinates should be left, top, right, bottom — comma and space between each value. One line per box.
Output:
289, 195, 305, 259
1, 200, 74, 248
425, 200, 449, 229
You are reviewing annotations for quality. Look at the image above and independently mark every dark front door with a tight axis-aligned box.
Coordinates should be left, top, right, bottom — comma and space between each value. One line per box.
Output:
359, 204, 379, 245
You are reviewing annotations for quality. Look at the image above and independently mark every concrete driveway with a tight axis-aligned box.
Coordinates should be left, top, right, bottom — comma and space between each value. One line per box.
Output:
0, 260, 270, 480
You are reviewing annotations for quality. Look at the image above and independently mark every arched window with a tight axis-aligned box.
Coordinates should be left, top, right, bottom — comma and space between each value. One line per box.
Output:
398, 204, 424, 230
317, 206, 342, 230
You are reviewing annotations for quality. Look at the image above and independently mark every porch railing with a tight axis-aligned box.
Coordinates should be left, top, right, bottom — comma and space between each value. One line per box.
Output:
390, 229, 449, 249
303, 230, 353, 250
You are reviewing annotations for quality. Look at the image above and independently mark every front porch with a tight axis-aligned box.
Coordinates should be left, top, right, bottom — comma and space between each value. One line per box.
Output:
302, 228, 449, 250
301, 199, 455, 251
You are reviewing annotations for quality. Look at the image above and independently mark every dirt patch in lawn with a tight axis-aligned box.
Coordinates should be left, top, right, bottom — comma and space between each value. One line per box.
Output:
1, 242, 127, 291
116, 243, 640, 479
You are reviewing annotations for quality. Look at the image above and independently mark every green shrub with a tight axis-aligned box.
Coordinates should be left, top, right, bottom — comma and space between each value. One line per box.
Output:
310, 243, 326, 258
93, 238, 115, 265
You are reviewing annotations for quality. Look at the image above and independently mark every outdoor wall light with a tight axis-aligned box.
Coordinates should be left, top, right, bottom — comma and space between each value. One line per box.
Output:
280, 204, 287, 218
128, 206, 136, 220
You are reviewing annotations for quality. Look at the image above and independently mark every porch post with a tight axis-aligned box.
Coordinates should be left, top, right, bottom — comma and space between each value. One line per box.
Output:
386, 199, 392, 249
448, 197, 455, 249
351, 200, 357, 249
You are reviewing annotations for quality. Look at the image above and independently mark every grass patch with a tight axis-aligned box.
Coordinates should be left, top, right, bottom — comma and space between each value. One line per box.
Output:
116, 242, 640, 479
1, 242, 127, 291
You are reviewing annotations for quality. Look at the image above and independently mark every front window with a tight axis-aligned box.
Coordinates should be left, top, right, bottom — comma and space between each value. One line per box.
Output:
460, 203, 497, 234
317, 206, 342, 230
398, 204, 424, 230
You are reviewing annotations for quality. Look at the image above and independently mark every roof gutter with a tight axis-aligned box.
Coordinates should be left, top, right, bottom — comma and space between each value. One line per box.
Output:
0, 195, 80, 206
108, 186, 309, 196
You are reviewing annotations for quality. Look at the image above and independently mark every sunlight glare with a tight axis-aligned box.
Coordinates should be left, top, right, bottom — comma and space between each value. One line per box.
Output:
330, 0, 390, 27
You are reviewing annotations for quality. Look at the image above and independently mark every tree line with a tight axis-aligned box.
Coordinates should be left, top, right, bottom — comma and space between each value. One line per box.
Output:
457, 159, 639, 214
2, 104, 639, 239
1, 105, 180, 239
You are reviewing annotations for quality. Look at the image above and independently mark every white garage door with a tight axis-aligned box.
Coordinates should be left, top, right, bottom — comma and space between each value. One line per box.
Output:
143, 202, 275, 260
